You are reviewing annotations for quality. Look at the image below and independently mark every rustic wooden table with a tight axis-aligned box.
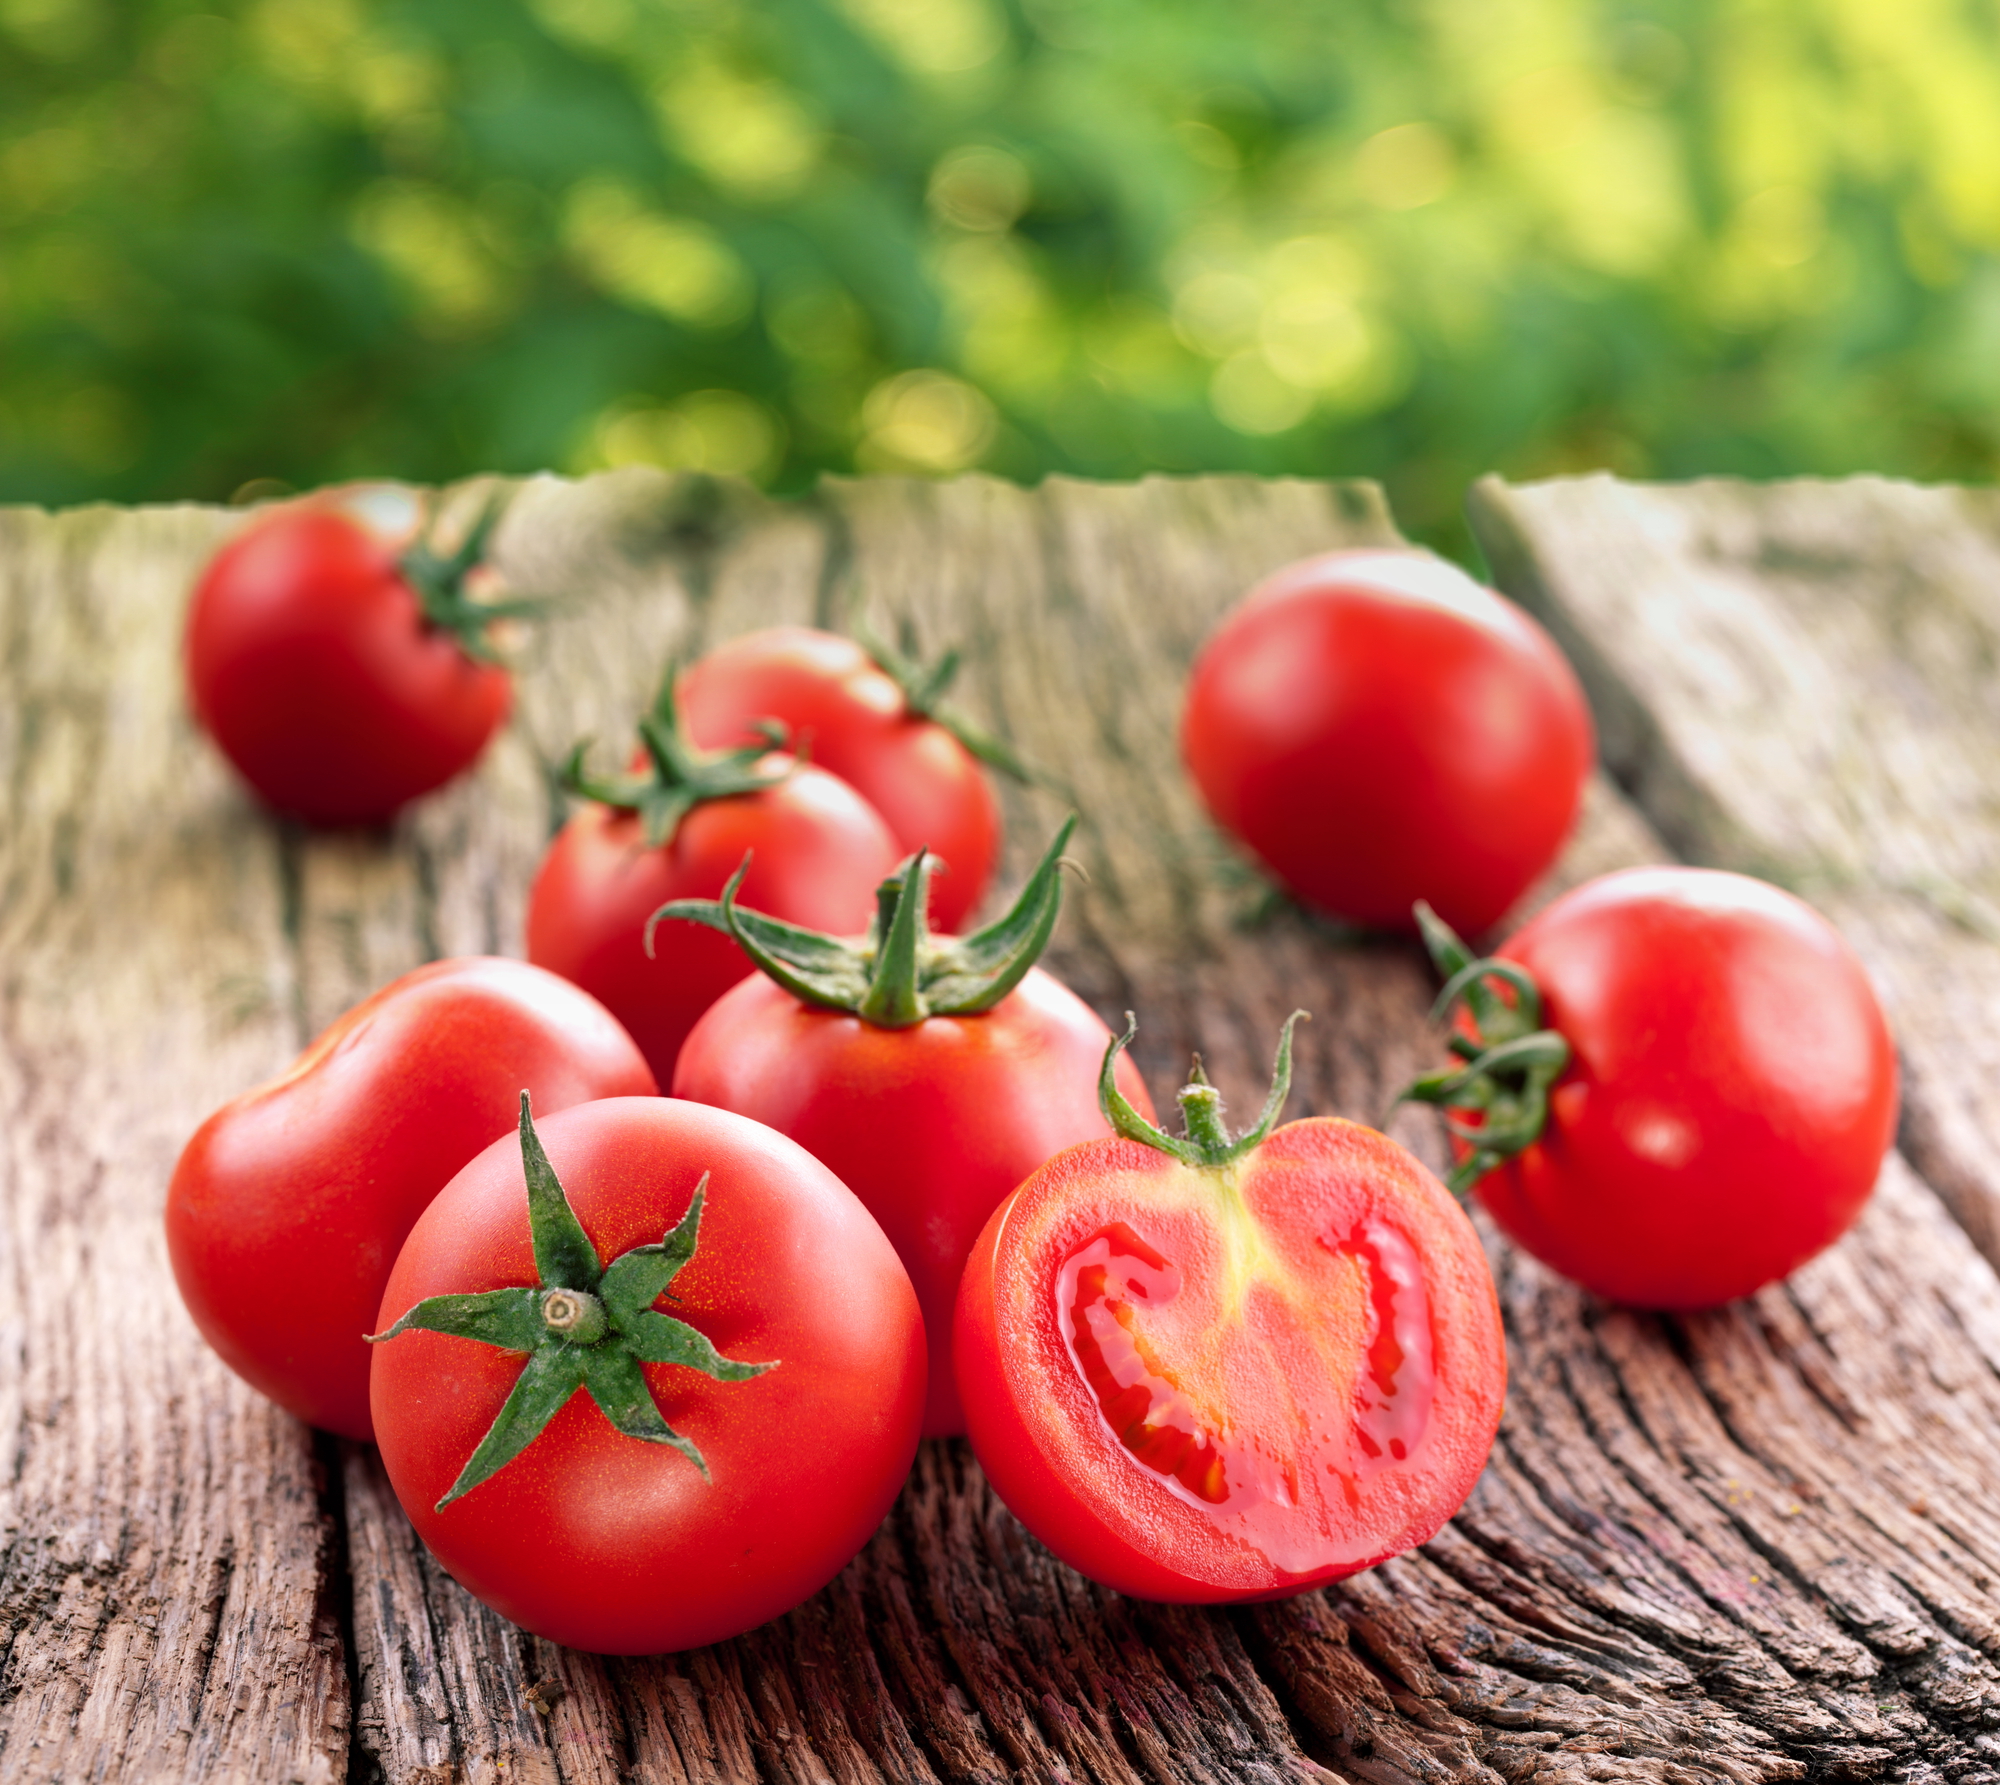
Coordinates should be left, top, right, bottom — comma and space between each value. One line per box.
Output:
4, 470, 1999, 1785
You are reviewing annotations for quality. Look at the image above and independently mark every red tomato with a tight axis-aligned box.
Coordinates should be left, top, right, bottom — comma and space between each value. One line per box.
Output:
680, 628, 1000, 931
955, 1031, 1506, 1602
675, 967, 1154, 1438
166, 957, 656, 1439
1429, 867, 1897, 1307
526, 758, 900, 1085
186, 500, 516, 825
1181, 550, 1594, 936
370, 1096, 925, 1654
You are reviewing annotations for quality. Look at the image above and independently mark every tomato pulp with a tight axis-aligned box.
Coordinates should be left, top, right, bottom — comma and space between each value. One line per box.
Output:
370, 1097, 925, 1654
956, 1037, 1505, 1601
166, 957, 656, 1439
680, 627, 1000, 932
1181, 550, 1594, 936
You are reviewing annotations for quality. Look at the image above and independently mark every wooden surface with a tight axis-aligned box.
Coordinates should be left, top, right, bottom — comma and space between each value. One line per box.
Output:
7, 471, 2000, 1782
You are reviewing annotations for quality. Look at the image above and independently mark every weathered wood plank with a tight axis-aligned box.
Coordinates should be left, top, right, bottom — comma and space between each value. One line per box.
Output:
0, 504, 346, 1783
13, 472, 2000, 1785
1467, 473, 2000, 1271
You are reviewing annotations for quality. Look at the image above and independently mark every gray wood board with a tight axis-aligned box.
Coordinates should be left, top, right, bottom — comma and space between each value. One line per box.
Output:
4, 472, 2000, 1783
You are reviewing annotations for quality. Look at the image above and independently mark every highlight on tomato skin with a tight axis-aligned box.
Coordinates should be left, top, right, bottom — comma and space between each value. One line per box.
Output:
954, 1063, 1506, 1604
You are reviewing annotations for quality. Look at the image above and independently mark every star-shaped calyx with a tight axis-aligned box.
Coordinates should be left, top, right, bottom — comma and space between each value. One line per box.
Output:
563, 664, 794, 848
648, 813, 1078, 1028
398, 490, 545, 665
368, 1094, 776, 1509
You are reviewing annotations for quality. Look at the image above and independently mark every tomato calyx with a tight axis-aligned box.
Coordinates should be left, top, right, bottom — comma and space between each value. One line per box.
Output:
649, 814, 1076, 1028
564, 665, 795, 847
855, 618, 1037, 786
367, 1092, 776, 1508
1399, 900, 1573, 1194
1098, 1008, 1308, 1168
397, 491, 543, 667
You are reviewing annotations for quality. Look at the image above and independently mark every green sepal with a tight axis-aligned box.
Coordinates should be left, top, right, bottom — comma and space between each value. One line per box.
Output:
646, 813, 1079, 1029
563, 663, 794, 849
853, 618, 1042, 786
369, 1093, 778, 1511
398, 490, 545, 666
600, 1179, 705, 1330
518, 1092, 602, 1293
437, 1343, 591, 1507
583, 1347, 711, 1478
365, 1287, 543, 1353
1398, 901, 1573, 1195
1097, 1009, 1308, 1169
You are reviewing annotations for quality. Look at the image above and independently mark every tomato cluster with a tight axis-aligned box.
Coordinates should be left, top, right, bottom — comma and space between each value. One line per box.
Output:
169, 517, 1895, 1656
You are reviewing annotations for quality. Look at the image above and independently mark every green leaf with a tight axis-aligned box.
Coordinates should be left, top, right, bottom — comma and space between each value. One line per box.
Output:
582, 1346, 709, 1478
518, 1092, 602, 1293
621, 1308, 776, 1382
366, 1287, 543, 1352
648, 854, 872, 1007
857, 851, 929, 1026
926, 814, 1076, 1012
435, 1342, 591, 1509
600, 1179, 707, 1330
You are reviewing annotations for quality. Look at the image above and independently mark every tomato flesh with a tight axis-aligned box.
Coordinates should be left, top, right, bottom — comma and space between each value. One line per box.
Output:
955, 1119, 1504, 1600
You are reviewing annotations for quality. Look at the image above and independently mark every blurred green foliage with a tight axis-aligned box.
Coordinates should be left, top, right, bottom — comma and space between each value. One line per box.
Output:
5, 0, 2000, 546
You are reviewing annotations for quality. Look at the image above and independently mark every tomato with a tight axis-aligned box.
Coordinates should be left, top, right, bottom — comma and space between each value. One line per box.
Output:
665, 820, 1156, 1437
369, 1094, 925, 1654
954, 1016, 1506, 1602
526, 675, 902, 1085
166, 957, 656, 1440
1180, 550, 1595, 937
1406, 867, 1898, 1307
186, 496, 525, 825
679, 627, 1002, 932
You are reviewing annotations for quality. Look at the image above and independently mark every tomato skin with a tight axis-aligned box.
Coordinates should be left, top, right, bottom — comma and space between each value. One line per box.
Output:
526, 760, 901, 1085
165, 958, 656, 1440
370, 1097, 926, 1655
679, 628, 999, 932
672, 967, 1156, 1437
954, 1119, 1506, 1601
186, 505, 511, 825
1181, 551, 1594, 936
1472, 867, 1897, 1308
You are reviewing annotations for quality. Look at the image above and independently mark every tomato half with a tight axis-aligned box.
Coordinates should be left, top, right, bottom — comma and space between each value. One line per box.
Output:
370, 1096, 925, 1654
1423, 867, 1898, 1308
1181, 550, 1594, 936
674, 966, 1154, 1437
526, 758, 901, 1085
186, 500, 515, 825
166, 957, 656, 1439
955, 1034, 1505, 1602
679, 628, 1000, 931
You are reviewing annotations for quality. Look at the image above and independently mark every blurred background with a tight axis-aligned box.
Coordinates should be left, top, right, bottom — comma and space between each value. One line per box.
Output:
4, 0, 1997, 551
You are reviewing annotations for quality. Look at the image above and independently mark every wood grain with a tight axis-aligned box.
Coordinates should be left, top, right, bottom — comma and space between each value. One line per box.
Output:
7, 473, 2000, 1782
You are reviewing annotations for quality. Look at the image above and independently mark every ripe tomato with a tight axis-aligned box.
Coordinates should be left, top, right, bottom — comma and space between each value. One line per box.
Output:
1408, 867, 1898, 1307
166, 957, 656, 1440
1180, 550, 1594, 937
186, 496, 525, 825
665, 820, 1156, 1437
679, 627, 1002, 932
528, 758, 900, 1085
955, 1017, 1506, 1602
369, 1095, 925, 1654
527, 670, 903, 1085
